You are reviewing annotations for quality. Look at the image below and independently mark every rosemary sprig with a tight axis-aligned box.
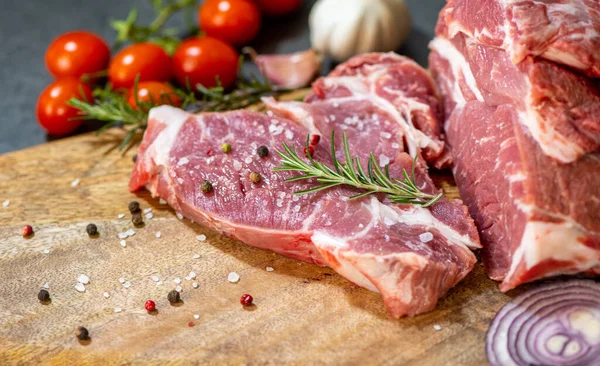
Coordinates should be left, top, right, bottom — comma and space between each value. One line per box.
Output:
274, 132, 443, 207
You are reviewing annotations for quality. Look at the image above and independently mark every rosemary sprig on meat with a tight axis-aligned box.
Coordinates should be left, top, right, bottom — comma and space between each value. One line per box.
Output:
274, 132, 443, 207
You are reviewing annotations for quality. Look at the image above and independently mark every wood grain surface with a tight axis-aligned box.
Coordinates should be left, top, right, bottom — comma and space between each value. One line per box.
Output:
0, 96, 524, 365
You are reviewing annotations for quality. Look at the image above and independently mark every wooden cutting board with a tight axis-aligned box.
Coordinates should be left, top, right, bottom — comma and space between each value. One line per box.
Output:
0, 95, 525, 365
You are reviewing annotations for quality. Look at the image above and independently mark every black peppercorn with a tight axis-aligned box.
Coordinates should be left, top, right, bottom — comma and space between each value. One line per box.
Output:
132, 154, 138, 163
132, 212, 144, 226
86, 223, 98, 236
201, 180, 213, 193
38, 289, 50, 302
167, 290, 180, 304
128, 201, 141, 213
257, 145, 269, 158
76, 326, 89, 341
221, 143, 232, 154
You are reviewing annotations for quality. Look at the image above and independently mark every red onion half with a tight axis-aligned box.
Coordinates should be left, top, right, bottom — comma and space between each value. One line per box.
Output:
486, 280, 600, 366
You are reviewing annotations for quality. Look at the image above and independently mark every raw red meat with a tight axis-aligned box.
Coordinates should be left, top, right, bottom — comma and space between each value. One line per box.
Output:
130, 54, 481, 317
440, 0, 600, 78
430, 1, 600, 291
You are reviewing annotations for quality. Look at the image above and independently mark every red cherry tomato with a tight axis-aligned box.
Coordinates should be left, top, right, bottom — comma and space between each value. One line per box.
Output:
108, 43, 172, 89
127, 81, 182, 110
45, 31, 110, 79
199, 0, 261, 45
172, 37, 239, 89
256, 0, 303, 16
36, 78, 93, 136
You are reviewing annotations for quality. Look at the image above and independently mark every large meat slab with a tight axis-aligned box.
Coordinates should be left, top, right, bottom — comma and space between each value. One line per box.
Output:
430, 0, 600, 291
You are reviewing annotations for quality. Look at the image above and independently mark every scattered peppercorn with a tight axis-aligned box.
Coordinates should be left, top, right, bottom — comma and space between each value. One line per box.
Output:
128, 201, 141, 213
188, 321, 195, 327
132, 212, 144, 226
76, 326, 89, 341
167, 290, 181, 304
132, 154, 138, 163
304, 145, 315, 157
21, 225, 34, 238
257, 145, 269, 158
86, 223, 98, 236
240, 294, 253, 306
206, 149, 215, 157
310, 134, 321, 145
38, 289, 50, 302
145, 300, 156, 312
221, 143, 232, 154
249, 172, 262, 184
201, 180, 213, 193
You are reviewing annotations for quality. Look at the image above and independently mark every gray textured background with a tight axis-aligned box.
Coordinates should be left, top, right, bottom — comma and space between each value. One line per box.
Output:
0, 0, 444, 154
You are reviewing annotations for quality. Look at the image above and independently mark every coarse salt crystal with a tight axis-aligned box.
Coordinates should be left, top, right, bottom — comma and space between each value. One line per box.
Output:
379, 154, 390, 167
71, 178, 80, 187
123, 281, 131, 288
194, 314, 200, 319
380, 131, 392, 139
276, 199, 283, 208
419, 232, 434, 243
156, 281, 163, 286
159, 198, 167, 204
177, 177, 184, 184
266, 267, 274, 272
43, 249, 50, 254
433, 324, 442, 331
118, 213, 125, 219
151, 276, 159, 282
177, 157, 189, 166
233, 161, 243, 171
77, 274, 90, 284
176, 212, 184, 220
228, 272, 240, 283
244, 156, 252, 164
74, 283, 85, 292
192, 254, 201, 259
196, 235, 206, 242
2, 200, 9, 207
266, 110, 273, 116
103, 292, 110, 298
292, 195, 299, 202
174, 278, 181, 284
155, 231, 161, 238
175, 285, 183, 292
383, 217, 394, 226
120, 240, 127, 247
114, 307, 122, 313
126, 229, 135, 236
391, 143, 401, 149
118, 232, 128, 239
193, 282, 199, 288
358, 224, 364, 229
144, 208, 153, 214
285, 130, 294, 139
119, 277, 125, 283
43, 283, 49, 289
185, 276, 191, 281
332, 102, 339, 108
146, 212, 153, 220
188, 272, 196, 279
293, 205, 300, 213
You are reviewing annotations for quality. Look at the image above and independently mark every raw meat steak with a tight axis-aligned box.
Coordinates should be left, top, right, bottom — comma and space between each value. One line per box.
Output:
430, 4, 600, 291
439, 0, 600, 77
130, 103, 480, 317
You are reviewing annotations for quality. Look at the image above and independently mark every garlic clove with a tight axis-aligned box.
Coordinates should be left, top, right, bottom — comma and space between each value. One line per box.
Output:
246, 48, 322, 89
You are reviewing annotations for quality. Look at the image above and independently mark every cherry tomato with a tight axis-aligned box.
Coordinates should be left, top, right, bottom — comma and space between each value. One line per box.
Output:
45, 31, 110, 80
172, 37, 239, 89
108, 43, 172, 89
199, 0, 261, 45
127, 81, 182, 110
256, 0, 303, 16
36, 78, 93, 136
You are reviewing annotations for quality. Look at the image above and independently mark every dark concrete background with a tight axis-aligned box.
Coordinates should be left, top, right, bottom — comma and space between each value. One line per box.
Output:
0, 0, 445, 154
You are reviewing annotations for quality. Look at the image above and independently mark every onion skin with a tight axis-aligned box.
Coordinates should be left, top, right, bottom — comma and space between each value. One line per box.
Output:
486, 280, 600, 366
248, 48, 322, 89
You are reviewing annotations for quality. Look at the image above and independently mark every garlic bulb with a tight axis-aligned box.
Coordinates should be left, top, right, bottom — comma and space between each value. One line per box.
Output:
309, 0, 412, 61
